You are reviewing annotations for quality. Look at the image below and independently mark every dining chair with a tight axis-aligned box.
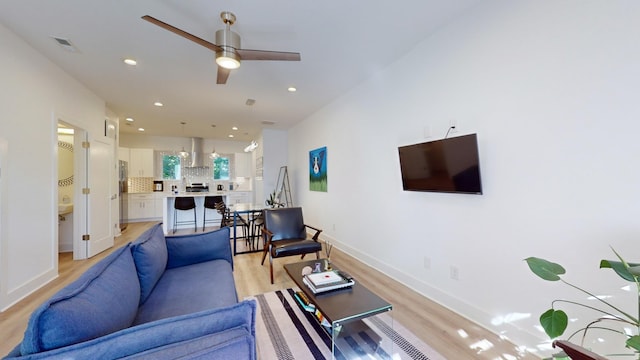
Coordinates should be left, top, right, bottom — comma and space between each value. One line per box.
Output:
202, 195, 224, 231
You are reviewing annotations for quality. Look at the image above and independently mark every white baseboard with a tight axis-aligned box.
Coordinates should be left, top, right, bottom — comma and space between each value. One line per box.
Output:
320, 233, 547, 357
1, 269, 58, 312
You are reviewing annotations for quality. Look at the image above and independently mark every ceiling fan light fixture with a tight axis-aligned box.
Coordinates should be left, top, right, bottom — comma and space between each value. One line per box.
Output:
216, 50, 240, 69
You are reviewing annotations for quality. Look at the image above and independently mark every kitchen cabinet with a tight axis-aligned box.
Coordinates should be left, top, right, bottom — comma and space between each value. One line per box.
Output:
234, 153, 251, 178
129, 148, 154, 177
127, 193, 158, 221
153, 197, 164, 218
228, 191, 251, 205
118, 147, 130, 162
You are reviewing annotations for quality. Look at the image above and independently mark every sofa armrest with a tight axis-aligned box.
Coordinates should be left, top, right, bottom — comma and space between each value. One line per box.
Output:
165, 227, 233, 269
4, 300, 256, 360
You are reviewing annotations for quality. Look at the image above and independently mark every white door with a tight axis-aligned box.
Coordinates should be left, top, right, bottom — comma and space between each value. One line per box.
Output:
84, 136, 114, 257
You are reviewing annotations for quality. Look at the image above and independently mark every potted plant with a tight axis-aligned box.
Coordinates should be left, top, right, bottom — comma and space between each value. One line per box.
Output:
265, 191, 283, 208
525, 248, 640, 359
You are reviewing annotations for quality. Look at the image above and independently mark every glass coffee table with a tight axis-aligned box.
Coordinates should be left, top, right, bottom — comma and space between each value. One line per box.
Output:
284, 259, 393, 359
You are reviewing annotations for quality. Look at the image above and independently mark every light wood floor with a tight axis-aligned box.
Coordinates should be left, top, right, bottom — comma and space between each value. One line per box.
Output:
0, 222, 540, 359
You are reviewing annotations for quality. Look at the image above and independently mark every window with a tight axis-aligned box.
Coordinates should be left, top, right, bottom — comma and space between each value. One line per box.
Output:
162, 154, 182, 180
213, 156, 230, 180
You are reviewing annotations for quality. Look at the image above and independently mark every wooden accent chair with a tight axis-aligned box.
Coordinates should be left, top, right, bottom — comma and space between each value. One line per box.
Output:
552, 340, 608, 360
261, 207, 322, 283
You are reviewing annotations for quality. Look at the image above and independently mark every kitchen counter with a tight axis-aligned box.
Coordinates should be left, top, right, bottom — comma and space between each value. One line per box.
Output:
161, 191, 253, 234
165, 192, 226, 198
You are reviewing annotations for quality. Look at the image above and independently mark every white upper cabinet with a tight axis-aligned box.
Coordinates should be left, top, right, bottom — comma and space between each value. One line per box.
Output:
235, 152, 251, 178
129, 148, 154, 177
118, 147, 130, 162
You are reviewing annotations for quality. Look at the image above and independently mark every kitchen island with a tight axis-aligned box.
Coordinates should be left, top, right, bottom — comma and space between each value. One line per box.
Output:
161, 191, 252, 235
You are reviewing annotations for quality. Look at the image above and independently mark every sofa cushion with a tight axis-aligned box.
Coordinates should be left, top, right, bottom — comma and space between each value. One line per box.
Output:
20, 245, 140, 355
121, 327, 254, 359
134, 259, 237, 325
9, 301, 256, 360
131, 223, 168, 304
165, 227, 232, 269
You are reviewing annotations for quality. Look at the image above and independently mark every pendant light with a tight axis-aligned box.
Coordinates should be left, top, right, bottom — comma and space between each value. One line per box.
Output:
209, 148, 220, 159
178, 122, 190, 158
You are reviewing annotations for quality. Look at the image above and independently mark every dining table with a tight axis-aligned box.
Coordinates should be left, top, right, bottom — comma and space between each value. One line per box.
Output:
229, 203, 266, 255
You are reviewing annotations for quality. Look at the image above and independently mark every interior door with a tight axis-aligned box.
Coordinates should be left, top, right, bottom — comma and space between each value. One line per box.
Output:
85, 136, 114, 257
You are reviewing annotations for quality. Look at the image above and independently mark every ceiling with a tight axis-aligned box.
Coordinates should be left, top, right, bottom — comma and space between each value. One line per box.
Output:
0, 0, 481, 141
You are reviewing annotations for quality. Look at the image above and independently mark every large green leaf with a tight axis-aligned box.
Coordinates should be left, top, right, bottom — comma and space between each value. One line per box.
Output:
599, 260, 640, 282
627, 335, 640, 351
525, 257, 566, 281
540, 309, 568, 338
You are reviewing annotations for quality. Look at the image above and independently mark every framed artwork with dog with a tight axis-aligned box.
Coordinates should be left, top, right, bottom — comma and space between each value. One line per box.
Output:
309, 146, 327, 192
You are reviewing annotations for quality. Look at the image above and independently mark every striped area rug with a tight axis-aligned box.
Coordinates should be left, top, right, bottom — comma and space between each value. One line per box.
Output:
247, 288, 446, 360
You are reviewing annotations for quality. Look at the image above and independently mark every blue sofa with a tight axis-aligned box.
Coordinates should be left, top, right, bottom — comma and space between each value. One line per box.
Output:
4, 224, 256, 359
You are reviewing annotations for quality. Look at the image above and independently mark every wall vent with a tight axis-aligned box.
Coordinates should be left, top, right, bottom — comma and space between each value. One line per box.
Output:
51, 36, 79, 53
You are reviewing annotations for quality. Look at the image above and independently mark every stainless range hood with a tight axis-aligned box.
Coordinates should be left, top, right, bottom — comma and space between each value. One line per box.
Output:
186, 137, 210, 168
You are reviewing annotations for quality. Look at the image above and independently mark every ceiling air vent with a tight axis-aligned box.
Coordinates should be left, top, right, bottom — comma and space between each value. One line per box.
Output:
51, 37, 79, 53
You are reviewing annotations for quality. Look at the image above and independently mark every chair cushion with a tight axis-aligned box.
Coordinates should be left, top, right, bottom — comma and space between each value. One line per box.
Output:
272, 239, 322, 258
20, 245, 141, 355
131, 223, 168, 304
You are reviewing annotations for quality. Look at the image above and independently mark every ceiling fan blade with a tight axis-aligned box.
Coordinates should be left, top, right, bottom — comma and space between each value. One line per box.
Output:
142, 15, 222, 52
217, 66, 231, 84
237, 49, 301, 61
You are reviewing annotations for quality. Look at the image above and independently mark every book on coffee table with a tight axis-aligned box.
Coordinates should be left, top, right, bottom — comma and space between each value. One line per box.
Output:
306, 271, 345, 286
303, 273, 355, 294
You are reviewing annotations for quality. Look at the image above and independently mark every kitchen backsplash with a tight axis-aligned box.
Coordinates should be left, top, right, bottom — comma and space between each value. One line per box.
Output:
128, 177, 153, 193
128, 177, 252, 193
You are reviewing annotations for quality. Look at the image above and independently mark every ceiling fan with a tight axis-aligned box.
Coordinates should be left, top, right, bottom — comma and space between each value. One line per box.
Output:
142, 12, 301, 84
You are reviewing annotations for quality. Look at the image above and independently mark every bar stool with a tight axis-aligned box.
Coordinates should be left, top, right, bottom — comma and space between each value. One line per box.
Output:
203, 195, 224, 231
173, 197, 197, 234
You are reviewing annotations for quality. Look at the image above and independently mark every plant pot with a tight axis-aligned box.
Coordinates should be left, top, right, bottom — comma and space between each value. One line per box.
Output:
552, 340, 608, 360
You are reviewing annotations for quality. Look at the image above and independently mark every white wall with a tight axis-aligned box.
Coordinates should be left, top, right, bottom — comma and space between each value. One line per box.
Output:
289, 1, 640, 357
258, 129, 288, 206
0, 23, 107, 310
119, 133, 248, 155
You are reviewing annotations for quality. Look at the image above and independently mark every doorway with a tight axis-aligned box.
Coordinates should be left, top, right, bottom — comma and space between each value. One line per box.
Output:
57, 121, 75, 253
56, 119, 114, 260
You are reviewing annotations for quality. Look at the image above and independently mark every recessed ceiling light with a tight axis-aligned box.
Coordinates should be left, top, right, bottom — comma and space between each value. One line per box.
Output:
123, 58, 137, 66
137, 128, 145, 132
154, 101, 163, 107
228, 134, 234, 138
287, 87, 297, 92
125, 117, 134, 122
232, 126, 238, 131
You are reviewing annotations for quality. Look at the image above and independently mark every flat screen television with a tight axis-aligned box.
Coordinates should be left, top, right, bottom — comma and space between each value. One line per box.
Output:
398, 133, 482, 194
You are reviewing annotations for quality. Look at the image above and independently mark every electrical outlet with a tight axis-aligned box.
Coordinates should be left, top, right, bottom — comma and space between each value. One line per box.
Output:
423, 256, 431, 270
450, 265, 459, 280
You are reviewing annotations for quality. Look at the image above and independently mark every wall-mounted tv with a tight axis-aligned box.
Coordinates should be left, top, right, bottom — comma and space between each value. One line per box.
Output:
398, 133, 482, 194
